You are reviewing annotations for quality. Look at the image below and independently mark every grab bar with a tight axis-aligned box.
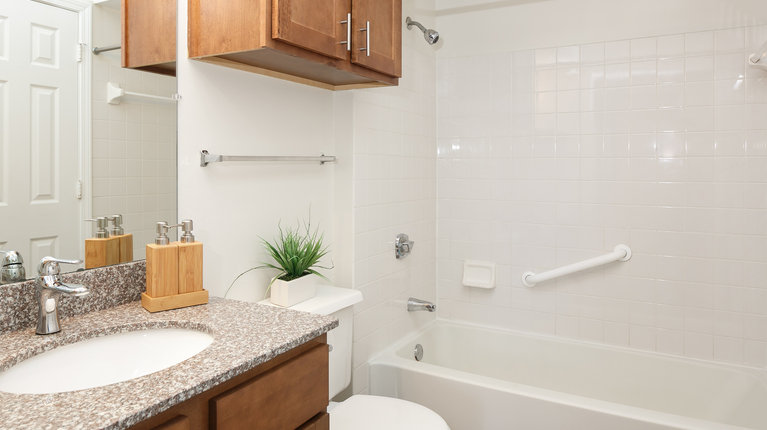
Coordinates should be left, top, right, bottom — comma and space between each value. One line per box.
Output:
521, 245, 631, 288
200, 150, 336, 167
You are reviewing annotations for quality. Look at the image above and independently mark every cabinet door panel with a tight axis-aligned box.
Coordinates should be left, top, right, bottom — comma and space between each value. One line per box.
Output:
272, 0, 350, 60
350, 0, 401, 77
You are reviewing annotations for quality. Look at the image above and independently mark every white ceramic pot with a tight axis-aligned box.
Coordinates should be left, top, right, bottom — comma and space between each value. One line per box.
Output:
269, 275, 316, 307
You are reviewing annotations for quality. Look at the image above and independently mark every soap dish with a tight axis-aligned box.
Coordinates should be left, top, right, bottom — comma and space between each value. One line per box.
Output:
462, 261, 496, 289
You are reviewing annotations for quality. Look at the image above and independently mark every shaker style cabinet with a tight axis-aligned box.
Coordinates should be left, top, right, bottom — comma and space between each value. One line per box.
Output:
121, 0, 177, 76
129, 335, 329, 430
349, 0, 401, 78
188, 0, 402, 90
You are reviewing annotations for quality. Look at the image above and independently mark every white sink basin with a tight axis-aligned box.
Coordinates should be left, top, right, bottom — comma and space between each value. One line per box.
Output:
0, 329, 214, 394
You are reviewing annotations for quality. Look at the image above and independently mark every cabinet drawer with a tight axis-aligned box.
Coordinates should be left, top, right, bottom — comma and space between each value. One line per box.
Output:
210, 344, 329, 430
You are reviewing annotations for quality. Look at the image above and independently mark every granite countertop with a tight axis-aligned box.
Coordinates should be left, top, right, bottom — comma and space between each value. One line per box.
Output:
0, 297, 338, 430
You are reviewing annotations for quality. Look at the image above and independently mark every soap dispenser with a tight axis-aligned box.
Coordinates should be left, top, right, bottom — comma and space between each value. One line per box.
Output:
142, 220, 209, 313
85, 217, 120, 269
145, 221, 179, 298
109, 215, 133, 263
173, 219, 203, 294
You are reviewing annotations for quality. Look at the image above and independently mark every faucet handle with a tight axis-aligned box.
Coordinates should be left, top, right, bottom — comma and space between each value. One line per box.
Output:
0, 250, 23, 267
37, 257, 83, 276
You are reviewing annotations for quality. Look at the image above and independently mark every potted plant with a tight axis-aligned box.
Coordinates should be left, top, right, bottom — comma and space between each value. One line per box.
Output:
226, 219, 332, 307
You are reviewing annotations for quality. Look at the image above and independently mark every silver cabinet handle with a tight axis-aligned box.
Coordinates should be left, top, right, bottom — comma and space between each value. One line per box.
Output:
339, 13, 351, 51
359, 21, 370, 57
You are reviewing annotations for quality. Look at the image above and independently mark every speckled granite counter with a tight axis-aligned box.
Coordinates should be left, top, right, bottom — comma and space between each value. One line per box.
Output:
0, 297, 338, 430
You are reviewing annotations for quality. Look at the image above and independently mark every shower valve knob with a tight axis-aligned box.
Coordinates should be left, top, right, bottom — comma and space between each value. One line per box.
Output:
395, 233, 414, 259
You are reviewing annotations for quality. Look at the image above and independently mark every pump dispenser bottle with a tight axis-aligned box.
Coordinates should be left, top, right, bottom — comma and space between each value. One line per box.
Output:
85, 217, 120, 269
145, 221, 179, 299
109, 215, 133, 263
173, 220, 203, 294
142, 220, 208, 313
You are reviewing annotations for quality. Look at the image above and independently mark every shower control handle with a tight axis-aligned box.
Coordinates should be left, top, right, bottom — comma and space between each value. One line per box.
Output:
340, 13, 351, 51
395, 233, 414, 259
359, 21, 370, 57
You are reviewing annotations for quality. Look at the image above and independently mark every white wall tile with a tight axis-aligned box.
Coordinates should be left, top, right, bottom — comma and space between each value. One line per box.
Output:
438, 24, 767, 369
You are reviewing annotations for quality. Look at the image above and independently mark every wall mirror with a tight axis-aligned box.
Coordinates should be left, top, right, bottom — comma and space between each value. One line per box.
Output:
0, 0, 177, 282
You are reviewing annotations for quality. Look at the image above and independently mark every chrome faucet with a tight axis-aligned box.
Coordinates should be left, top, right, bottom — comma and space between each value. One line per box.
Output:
0, 250, 26, 284
35, 257, 90, 335
407, 298, 436, 312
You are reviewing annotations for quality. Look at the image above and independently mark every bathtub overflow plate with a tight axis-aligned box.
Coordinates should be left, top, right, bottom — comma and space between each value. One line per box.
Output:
414, 343, 423, 361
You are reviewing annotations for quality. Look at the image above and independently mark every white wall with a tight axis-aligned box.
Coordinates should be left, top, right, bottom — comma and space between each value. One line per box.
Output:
435, 0, 767, 58
176, 3, 338, 302
436, 0, 767, 368
91, 5, 177, 259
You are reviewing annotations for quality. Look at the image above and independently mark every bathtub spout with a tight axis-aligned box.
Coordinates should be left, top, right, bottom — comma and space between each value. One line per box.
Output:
408, 298, 436, 312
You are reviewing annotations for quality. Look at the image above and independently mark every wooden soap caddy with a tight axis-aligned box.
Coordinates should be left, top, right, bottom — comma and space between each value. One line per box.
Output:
141, 290, 209, 313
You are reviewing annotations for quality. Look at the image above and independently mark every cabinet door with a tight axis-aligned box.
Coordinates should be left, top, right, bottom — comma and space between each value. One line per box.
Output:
272, 0, 350, 60
122, 0, 176, 72
350, 0, 401, 77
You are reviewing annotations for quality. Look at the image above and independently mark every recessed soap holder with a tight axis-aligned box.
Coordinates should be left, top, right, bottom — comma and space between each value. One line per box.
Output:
462, 261, 496, 289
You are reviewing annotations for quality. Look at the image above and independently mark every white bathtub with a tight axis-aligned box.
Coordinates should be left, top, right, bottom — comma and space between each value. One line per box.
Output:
369, 321, 767, 430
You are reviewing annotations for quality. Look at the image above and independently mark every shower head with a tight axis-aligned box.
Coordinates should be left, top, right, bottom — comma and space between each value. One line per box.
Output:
406, 17, 439, 45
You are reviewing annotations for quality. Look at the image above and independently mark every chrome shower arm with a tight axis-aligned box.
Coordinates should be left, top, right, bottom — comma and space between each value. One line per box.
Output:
406, 17, 427, 33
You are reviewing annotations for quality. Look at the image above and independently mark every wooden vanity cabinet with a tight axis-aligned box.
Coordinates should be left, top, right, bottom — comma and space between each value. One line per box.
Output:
129, 335, 329, 430
188, 0, 401, 90
122, 0, 177, 76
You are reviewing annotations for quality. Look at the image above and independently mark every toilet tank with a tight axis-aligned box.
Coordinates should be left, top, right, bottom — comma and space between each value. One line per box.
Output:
260, 285, 362, 399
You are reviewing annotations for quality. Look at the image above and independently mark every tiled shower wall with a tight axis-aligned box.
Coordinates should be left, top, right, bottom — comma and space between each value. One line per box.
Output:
437, 25, 767, 367
350, 34, 438, 393
91, 63, 177, 260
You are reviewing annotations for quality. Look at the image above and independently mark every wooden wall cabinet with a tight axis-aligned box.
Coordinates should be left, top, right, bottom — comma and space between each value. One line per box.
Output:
129, 335, 329, 430
188, 0, 402, 90
122, 0, 177, 76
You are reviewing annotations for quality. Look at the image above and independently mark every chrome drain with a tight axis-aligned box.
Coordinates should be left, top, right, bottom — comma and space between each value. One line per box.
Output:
414, 343, 423, 361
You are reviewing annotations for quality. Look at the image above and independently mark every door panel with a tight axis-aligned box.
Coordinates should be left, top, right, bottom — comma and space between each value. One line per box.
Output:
351, 0, 401, 77
0, 0, 80, 276
272, 0, 350, 61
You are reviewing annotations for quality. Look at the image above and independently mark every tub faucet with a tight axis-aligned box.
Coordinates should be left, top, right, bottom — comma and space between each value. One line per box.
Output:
35, 257, 90, 335
407, 298, 436, 312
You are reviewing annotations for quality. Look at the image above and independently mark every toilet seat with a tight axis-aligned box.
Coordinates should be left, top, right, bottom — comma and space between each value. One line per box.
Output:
330, 395, 449, 430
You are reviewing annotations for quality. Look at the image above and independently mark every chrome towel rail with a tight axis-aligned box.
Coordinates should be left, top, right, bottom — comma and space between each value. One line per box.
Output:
93, 44, 120, 55
200, 150, 336, 167
522, 245, 632, 288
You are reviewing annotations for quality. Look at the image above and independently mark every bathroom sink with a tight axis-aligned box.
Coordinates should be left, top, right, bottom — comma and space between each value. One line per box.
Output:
0, 329, 214, 394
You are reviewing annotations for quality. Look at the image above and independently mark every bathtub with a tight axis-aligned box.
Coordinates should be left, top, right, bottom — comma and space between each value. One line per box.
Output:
368, 321, 767, 430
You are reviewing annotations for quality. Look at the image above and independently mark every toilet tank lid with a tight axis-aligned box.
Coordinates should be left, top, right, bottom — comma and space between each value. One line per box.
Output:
258, 285, 362, 316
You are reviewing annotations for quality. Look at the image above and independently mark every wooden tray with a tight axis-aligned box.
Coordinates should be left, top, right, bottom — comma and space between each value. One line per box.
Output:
141, 290, 209, 313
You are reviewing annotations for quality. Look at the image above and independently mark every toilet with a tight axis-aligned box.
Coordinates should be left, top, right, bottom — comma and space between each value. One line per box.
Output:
260, 285, 449, 430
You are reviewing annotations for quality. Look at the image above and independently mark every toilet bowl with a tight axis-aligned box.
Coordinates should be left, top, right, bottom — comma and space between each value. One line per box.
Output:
260, 285, 448, 430
330, 394, 448, 430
